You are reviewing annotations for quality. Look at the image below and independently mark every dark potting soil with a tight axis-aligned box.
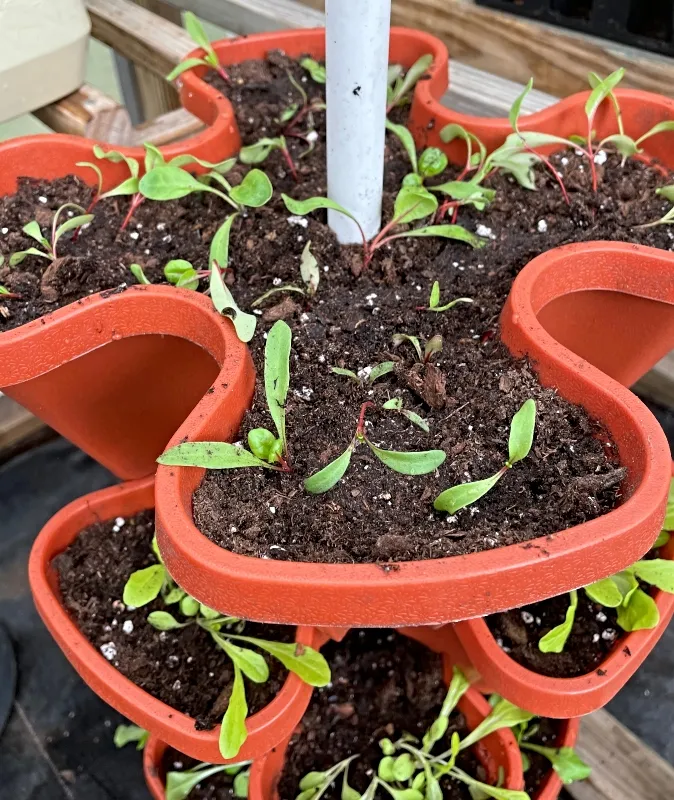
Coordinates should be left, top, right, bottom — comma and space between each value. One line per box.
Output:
486, 591, 621, 678
162, 747, 245, 799
2, 52, 670, 563
522, 717, 562, 797
278, 629, 480, 800
53, 510, 293, 730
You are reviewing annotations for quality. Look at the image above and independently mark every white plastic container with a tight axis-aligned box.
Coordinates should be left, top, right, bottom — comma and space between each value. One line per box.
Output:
0, 0, 90, 123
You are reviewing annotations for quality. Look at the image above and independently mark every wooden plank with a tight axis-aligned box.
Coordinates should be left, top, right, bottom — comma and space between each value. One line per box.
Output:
297, 0, 674, 99
33, 84, 126, 138
0, 396, 47, 461
566, 709, 673, 800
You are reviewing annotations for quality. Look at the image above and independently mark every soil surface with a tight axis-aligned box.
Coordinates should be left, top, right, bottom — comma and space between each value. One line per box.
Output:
278, 629, 481, 800
487, 590, 621, 678
4, 52, 671, 564
54, 510, 293, 730
161, 747, 246, 799
522, 717, 562, 796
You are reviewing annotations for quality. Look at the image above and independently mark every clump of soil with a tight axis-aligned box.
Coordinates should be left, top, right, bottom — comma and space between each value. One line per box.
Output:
54, 510, 293, 730
161, 747, 245, 799
278, 629, 482, 800
487, 591, 621, 678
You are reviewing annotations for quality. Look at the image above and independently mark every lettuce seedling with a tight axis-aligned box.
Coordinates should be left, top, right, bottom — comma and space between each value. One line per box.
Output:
538, 590, 579, 653
331, 361, 395, 385
304, 401, 446, 494
165, 760, 250, 800
435, 399, 536, 514
113, 724, 149, 750
301, 667, 531, 800
9, 204, 94, 266
240, 136, 298, 181
382, 397, 429, 432
282, 190, 485, 271
393, 332, 443, 363
418, 280, 472, 312
159, 320, 293, 470
166, 12, 230, 84
386, 54, 433, 113
516, 718, 591, 785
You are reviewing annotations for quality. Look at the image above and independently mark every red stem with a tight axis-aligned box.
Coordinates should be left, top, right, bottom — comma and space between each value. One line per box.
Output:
356, 402, 375, 437
518, 135, 570, 205
217, 65, 231, 83
0, 291, 22, 299
281, 146, 299, 182
586, 116, 598, 191
120, 194, 144, 231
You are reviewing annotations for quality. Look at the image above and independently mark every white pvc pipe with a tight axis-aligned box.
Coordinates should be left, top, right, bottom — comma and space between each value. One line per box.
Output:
325, 0, 391, 243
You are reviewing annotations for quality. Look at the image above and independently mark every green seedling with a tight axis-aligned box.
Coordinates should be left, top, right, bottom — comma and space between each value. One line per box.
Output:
300, 57, 325, 84
331, 361, 395, 386
538, 590, 578, 653
515, 717, 591, 786
159, 320, 292, 470
382, 397, 429, 432
282, 189, 485, 271
252, 242, 319, 306
435, 399, 536, 514
113, 724, 149, 751
386, 54, 433, 113
638, 185, 674, 227
418, 280, 472, 312
123, 534, 189, 609
166, 12, 230, 84
392, 332, 443, 363
240, 136, 298, 182
129, 258, 202, 290
9, 203, 94, 266
280, 65, 326, 155
0, 284, 21, 299
297, 667, 532, 800
166, 760, 251, 800
303, 401, 446, 494
386, 119, 448, 182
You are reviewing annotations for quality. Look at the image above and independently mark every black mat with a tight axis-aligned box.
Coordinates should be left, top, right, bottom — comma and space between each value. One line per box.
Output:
1, 401, 673, 799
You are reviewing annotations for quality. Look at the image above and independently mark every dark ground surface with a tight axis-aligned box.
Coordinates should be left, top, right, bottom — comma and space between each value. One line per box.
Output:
1, 398, 673, 798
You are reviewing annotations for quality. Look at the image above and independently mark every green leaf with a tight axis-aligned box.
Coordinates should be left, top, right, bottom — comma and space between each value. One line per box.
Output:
654, 530, 671, 549
383, 398, 403, 410
54, 214, 94, 245
509, 77, 533, 131
632, 559, 674, 592
139, 165, 206, 200
305, 443, 354, 494
429, 180, 495, 208
392, 753, 415, 782
200, 604, 222, 620
300, 240, 319, 295
507, 399, 536, 465
584, 577, 623, 608
585, 68, 625, 120
460, 698, 535, 750
93, 146, 140, 178
280, 103, 299, 123
418, 147, 448, 178
391, 54, 433, 106
434, 472, 503, 514
378, 756, 395, 782
220, 664, 248, 759
147, 611, 188, 630
130, 263, 151, 285
76, 161, 103, 194
393, 333, 423, 361
663, 477, 674, 529
23, 220, 48, 247
233, 770, 249, 798
300, 57, 326, 83
123, 564, 165, 607
213, 635, 270, 682
227, 636, 331, 686
229, 169, 273, 207
210, 258, 257, 343
113, 724, 149, 750
423, 666, 470, 751
440, 124, 487, 169
386, 120, 418, 174
489, 150, 538, 190
342, 772, 361, 800
166, 57, 209, 82
184, 11, 213, 52
248, 428, 280, 463
617, 588, 660, 632
369, 361, 395, 383
180, 595, 200, 616
402, 410, 429, 432
164, 259, 199, 290
99, 176, 140, 200
265, 320, 292, 452
9, 247, 51, 266
399, 224, 486, 249
367, 441, 445, 475
158, 441, 271, 469
424, 334, 443, 361
429, 281, 441, 308
539, 590, 578, 654
299, 771, 328, 791
637, 120, 674, 146
169, 154, 235, 174
522, 744, 592, 785
239, 138, 283, 165
393, 185, 438, 224
210, 213, 236, 270
600, 134, 638, 159
612, 570, 639, 605
282, 194, 359, 226
164, 585, 185, 605
451, 769, 529, 800
331, 367, 361, 382
143, 142, 166, 173
380, 738, 396, 756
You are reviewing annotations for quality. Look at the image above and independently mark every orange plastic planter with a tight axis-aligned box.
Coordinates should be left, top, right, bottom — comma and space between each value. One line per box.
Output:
28, 476, 322, 764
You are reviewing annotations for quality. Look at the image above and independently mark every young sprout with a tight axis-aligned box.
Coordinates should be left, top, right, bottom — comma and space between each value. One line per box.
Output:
166, 11, 230, 84
434, 399, 536, 514
515, 717, 592, 786
331, 361, 395, 386
418, 280, 472, 312
386, 54, 433, 113
240, 136, 298, 182
386, 119, 448, 183
128, 258, 201, 290
282, 188, 485, 271
0, 283, 21, 300
382, 397, 429, 432
303, 401, 445, 494
538, 590, 578, 653
165, 761, 251, 800
251, 242, 319, 307
159, 321, 293, 470
9, 204, 94, 265
392, 332, 443, 363
279, 67, 326, 156
638, 185, 674, 227
300, 57, 326, 84
113, 724, 149, 750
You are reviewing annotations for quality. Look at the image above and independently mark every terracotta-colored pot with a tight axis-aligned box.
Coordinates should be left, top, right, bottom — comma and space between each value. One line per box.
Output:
155, 238, 673, 628
28, 476, 323, 763
144, 736, 169, 800
530, 718, 580, 800
249, 636, 525, 800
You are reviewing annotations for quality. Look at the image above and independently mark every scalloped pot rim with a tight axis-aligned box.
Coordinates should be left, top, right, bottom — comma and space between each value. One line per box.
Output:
156, 240, 673, 627
27, 476, 322, 764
